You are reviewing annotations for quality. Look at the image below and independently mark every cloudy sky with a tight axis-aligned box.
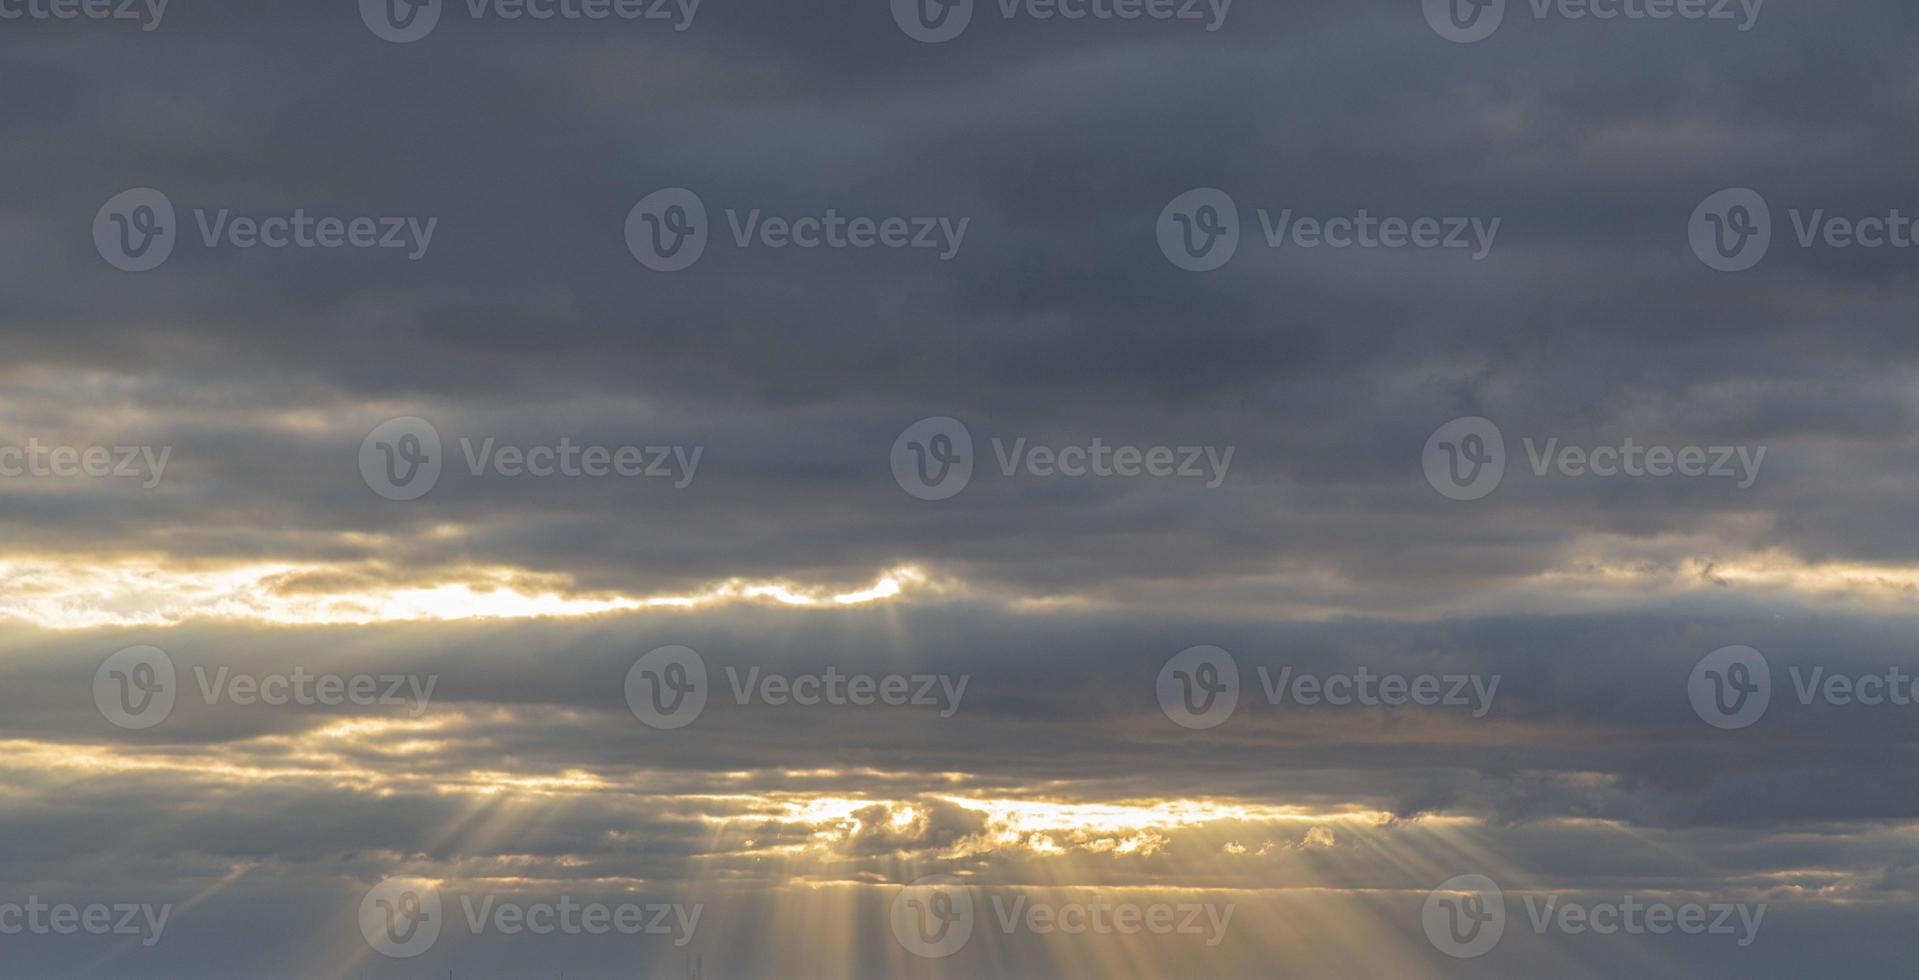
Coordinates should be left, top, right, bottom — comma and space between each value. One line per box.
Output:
5, 0, 1919, 975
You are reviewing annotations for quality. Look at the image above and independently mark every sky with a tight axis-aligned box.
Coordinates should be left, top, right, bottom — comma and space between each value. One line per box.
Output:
5, 0, 1919, 975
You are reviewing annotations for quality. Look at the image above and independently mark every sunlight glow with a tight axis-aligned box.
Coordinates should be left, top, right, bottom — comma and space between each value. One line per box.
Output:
0, 558, 931, 628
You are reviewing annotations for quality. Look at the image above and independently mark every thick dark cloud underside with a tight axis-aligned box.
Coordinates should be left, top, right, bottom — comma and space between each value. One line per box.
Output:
6, 0, 1919, 976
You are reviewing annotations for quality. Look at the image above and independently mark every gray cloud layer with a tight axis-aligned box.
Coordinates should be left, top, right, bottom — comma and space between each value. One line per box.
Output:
5, 0, 1919, 975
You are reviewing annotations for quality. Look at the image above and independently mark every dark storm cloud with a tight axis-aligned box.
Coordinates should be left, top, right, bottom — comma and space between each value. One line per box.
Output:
3, 0, 1918, 600
7, 0, 1919, 975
